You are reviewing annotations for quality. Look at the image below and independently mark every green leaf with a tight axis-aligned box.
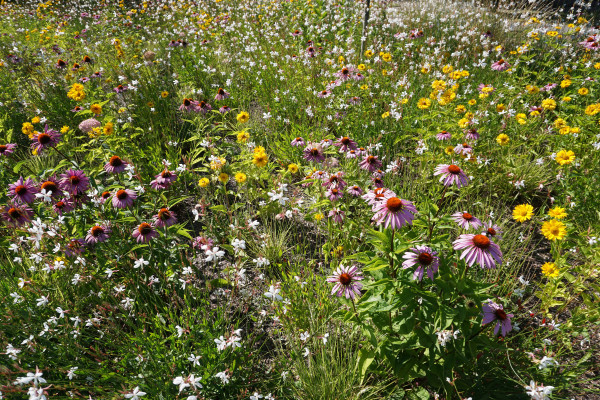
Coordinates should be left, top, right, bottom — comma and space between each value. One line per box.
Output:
356, 348, 375, 384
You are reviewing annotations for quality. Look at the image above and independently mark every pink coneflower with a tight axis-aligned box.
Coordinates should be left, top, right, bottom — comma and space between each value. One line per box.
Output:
452, 211, 483, 230
198, 101, 212, 115
372, 194, 417, 229
453, 233, 502, 269
114, 84, 128, 93
327, 264, 363, 299
335, 67, 352, 81
1, 203, 33, 227
348, 96, 361, 105
326, 187, 344, 202
402, 245, 440, 282
0, 143, 17, 157
433, 164, 469, 188
303, 143, 325, 163
482, 301, 513, 337
291, 29, 302, 37
346, 149, 359, 159
192, 235, 214, 250
465, 128, 479, 141
312, 170, 329, 181
372, 176, 385, 188
328, 208, 345, 223
39, 177, 62, 198
65, 238, 86, 257
31, 125, 61, 154
359, 155, 382, 172
112, 189, 137, 208
78, 118, 101, 133
8, 177, 38, 204
491, 59, 510, 71
317, 90, 331, 98
85, 224, 110, 244
334, 136, 358, 152
372, 169, 385, 179
179, 98, 198, 112
104, 156, 128, 174
291, 137, 305, 147
60, 170, 89, 194
320, 139, 333, 148
219, 105, 231, 113
214, 88, 230, 101
132, 222, 158, 243
154, 208, 177, 227
323, 172, 346, 189
53, 198, 74, 214
347, 185, 363, 197
477, 83, 495, 94
454, 142, 473, 156
353, 73, 365, 81
362, 187, 395, 207
483, 221, 503, 240
71, 106, 83, 112
99, 191, 111, 204
151, 169, 177, 190
306, 46, 316, 57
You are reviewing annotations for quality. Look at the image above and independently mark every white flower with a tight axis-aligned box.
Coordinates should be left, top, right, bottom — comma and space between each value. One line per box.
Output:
204, 246, 225, 262
124, 386, 146, 399
36, 296, 49, 307
525, 380, 554, 400
518, 275, 530, 286
215, 336, 227, 351
173, 376, 190, 393
188, 353, 201, 367
67, 367, 78, 380
35, 189, 53, 203
250, 392, 263, 400
232, 238, 246, 252
247, 219, 260, 230
264, 285, 282, 302
300, 331, 310, 342
302, 347, 310, 357
254, 257, 270, 268
538, 356, 557, 370
133, 257, 149, 269
215, 371, 230, 384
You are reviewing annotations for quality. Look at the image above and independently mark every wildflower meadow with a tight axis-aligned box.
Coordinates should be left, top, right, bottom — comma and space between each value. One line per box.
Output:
1, 0, 600, 398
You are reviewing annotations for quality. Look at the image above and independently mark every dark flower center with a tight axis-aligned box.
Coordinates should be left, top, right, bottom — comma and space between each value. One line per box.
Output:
158, 208, 171, 220
341, 68, 349, 75
331, 189, 339, 194
473, 234, 491, 249
487, 227, 497, 236
462, 213, 473, 220
311, 148, 320, 156
0, 145, 7, 152
116, 190, 128, 200
8, 207, 21, 218
38, 133, 51, 144
341, 137, 350, 144
321, 90, 327, 95
109, 156, 123, 166
183, 98, 191, 106
57, 59, 66, 66
91, 226, 104, 236
139, 223, 153, 235
386, 197, 404, 213
15, 185, 27, 195
83, 55, 92, 63
295, 137, 301, 141
367, 156, 376, 164
495, 309, 507, 320
448, 164, 461, 174
55, 201, 65, 208
199, 101, 207, 107
41, 181, 58, 192
218, 88, 225, 95
70, 175, 80, 185
418, 252, 433, 265
161, 170, 172, 178
339, 272, 352, 285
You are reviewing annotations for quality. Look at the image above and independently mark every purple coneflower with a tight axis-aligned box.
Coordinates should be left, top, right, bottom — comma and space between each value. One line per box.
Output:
154, 208, 177, 227
192, 235, 214, 250
99, 191, 111, 204
402, 245, 440, 281
326, 187, 344, 202
328, 208, 345, 223
335, 67, 352, 81
85, 224, 110, 244
303, 143, 325, 163
433, 164, 469, 188
482, 301, 513, 337
453, 234, 502, 269
39, 176, 62, 198
312, 170, 329, 181
483, 221, 503, 240
53, 198, 74, 214
323, 172, 346, 189
198, 101, 212, 115
362, 187, 394, 207
359, 155, 382, 172
327, 264, 363, 299
8, 177, 38, 204
491, 59, 510, 71
372, 176, 385, 188
112, 189, 137, 208
60, 170, 90, 194
454, 142, 473, 156
104, 156, 128, 174
347, 185, 363, 197
335, 136, 358, 152
132, 222, 158, 243
71, 106, 83, 112
1, 203, 33, 227
317, 90, 331, 98
465, 128, 479, 141
0, 143, 17, 157
31, 125, 61, 154
320, 139, 333, 148
151, 169, 177, 190
348, 96, 361, 105
114, 84, 128, 93
291, 29, 302, 37
372, 169, 385, 179
219, 105, 231, 113
179, 98, 198, 113
346, 149, 359, 159
452, 211, 483, 230
372, 194, 417, 229
291, 137, 305, 147
214, 88, 230, 101
78, 118, 101, 133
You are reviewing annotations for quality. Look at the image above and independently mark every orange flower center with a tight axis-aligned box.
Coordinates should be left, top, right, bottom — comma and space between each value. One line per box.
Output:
417, 252, 433, 265
91, 226, 104, 236
386, 197, 403, 213
41, 181, 58, 192
448, 164, 461, 174
116, 189, 128, 200
473, 234, 491, 249
139, 223, 152, 235
109, 156, 123, 166
15, 185, 27, 195
339, 272, 352, 285
8, 207, 21, 218
462, 213, 473, 220
38, 133, 51, 144
158, 208, 171, 220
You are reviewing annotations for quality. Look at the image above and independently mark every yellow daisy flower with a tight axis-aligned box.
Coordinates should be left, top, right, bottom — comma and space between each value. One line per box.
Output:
513, 204, 534, 223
